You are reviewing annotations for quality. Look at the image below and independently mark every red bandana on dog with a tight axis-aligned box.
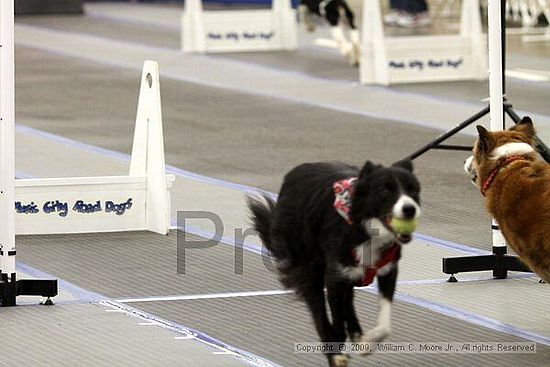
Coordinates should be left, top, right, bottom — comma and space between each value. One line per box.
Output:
333, 177, 358, 224
353, 245, 401, 286
333, 177, 401, 286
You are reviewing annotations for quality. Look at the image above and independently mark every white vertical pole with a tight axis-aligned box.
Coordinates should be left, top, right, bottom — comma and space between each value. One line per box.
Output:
360, 0, 388, 85
488, 0, 503, 131
0, 1, 16, 276
130, 61, 170, 235
182, 0, 206, 53
487, 0, 506, 250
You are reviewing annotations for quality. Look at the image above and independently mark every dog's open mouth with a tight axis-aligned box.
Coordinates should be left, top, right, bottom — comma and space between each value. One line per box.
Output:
382, 216, 413, 244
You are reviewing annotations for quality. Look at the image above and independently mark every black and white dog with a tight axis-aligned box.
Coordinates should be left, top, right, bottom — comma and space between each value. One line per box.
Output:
299, 0, 360, 66
248, 160, 420, 367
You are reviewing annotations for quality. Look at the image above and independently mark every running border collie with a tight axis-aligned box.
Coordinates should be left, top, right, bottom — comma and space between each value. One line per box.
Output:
298, 0, 360, 66
248, 160, 421, 367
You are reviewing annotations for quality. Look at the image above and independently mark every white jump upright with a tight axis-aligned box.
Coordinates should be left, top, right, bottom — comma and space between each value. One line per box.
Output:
0, 0, 16, 277
182, 0, 297, 53
14, 61, 175, 236
487, 0, 507, 251
360, 0, 487, 85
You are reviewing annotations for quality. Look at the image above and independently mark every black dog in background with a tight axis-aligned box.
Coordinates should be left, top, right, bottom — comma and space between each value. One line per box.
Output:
299, 0, 360, 65
248, 160, 420, 367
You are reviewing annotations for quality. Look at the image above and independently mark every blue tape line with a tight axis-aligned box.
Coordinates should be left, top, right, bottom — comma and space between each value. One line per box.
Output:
11, 25, 486, 135
391, 291, 550, 346
415, 233, 489, 255
16, 123, 486, 255
14, 118, 549, 346
101, 300, 281, 367
17, 262, 104, 303
174, 220, 265, 256
17, 259, 279, 366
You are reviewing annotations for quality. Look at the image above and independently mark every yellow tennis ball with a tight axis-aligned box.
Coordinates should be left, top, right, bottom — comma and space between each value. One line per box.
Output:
390, 218, 418, 235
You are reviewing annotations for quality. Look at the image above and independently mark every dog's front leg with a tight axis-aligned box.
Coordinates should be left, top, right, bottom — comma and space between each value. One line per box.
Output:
348, 29, 360, 67
330, 26, 353, 58
298, 4, 316, 32
361, 265, 397, 352
326, 278, 351, 367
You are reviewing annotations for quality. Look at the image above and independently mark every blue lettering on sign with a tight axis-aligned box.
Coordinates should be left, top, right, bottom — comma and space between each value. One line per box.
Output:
447, 59, 463, 68
409, 60, 424, 70
43, 200, 69, 217
15, 201, 40, 214
73, 200, 102, 214
389, 57, 465, 70
207, 32, 222, 39
207, 31, 275, 42
226, 32, 239, 41
428, 60, 444, 68
259, 32, 274, 40
15, 198, 135, 217
389, 61, 405, 69
105, 198, 133, 216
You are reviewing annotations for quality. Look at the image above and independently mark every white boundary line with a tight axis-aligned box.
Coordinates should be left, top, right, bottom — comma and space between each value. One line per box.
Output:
117, 289, 292, 303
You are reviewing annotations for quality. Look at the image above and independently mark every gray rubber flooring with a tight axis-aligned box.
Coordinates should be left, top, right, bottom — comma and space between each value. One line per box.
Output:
9, 5, 550, 367
0, 302, 246, 367
16, 13, 550, 118
15, 46, 491, 249
135, 293, 550, 367
15, 231, 550, 367
17, 231, 280, 298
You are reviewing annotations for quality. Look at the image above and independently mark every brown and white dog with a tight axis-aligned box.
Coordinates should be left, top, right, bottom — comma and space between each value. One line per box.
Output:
464, 117, 550, 283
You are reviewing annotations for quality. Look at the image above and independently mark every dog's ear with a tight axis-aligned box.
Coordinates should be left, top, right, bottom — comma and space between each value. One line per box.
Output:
510, 116, 536, 139
392, 159, 413, 173
359, 161, 378, 178
476, 125, 495, 156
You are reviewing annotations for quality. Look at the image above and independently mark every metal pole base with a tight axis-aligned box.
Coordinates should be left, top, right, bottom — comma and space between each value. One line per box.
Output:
0, 273, 58, 307
442, 246, 532, 282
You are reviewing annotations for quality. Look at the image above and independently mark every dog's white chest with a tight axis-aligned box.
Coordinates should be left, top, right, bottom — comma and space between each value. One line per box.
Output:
341, 219, 397, 281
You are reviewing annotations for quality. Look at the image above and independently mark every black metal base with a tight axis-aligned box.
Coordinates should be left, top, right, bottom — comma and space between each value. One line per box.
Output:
442, 247, 532, 282
0, 273, 58, 307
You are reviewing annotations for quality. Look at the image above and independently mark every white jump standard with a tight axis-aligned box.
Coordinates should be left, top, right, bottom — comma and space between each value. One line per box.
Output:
0, 1, 56, 307
0, 2, 174, 306
360, 0, 487, 85
182, 0, 297, 53
15, 62, 175, 236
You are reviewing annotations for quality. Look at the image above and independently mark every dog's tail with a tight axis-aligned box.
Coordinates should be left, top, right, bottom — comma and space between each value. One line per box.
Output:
247, 195, 280, 257
247, 195, 315, 298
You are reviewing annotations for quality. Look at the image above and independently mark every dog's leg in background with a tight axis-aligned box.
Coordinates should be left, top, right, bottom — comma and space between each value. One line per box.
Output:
299, 2, 316, 32
302, 270, 347, 367
343, 283, 362, 342
326, 2, 354, 63
361, 265, 397, 349
327, 280, 348, 341
341, 1, 360, 66
326, 280, 352, 366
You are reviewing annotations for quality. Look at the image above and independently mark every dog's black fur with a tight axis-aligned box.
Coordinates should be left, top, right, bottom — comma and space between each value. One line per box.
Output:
248, 160, 420, 367
300, 0, 356, 29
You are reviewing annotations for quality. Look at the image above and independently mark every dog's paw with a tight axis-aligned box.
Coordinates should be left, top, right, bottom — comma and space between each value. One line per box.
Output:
349, 332, 362, 343
330, 354, 349, 367
348, 45, 360, 67
359, 327, 390, 355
